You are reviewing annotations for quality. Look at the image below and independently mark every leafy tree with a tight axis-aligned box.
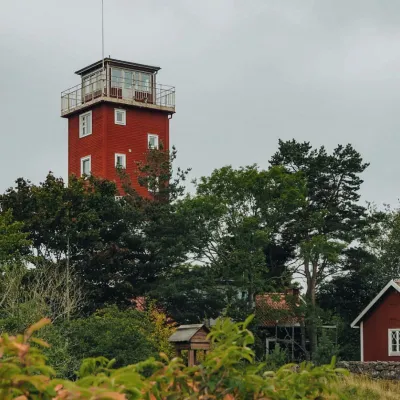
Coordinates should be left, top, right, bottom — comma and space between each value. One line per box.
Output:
151, 264, 226, 324
177, 165, 306, 317
0, 210, 30, 263
0, 174, 139, 310
318, 208, 400, 360
65, 306, 159, 369
270, 140, 376, 356
120, 145, 192, 294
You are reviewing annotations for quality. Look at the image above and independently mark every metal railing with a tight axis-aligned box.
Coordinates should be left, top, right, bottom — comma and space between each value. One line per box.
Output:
61, 74, 175, 114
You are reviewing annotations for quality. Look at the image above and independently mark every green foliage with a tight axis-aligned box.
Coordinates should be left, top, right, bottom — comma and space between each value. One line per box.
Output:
151, 263, 226, 324
265, 344, 288, 370
270, 140, 375, 357
313, 329, 340, 366
0, 316, 350, 399
178, 164, 306, 317
0, 210, 30, 263
0, 138, 396, 368
65, 306, 159, 369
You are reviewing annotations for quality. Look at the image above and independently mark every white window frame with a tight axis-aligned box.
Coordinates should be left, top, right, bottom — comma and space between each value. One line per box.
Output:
388, 329, 400, 356
114, 109, 126, 126
115, 153, 126, 169
80, 155, 91, 176
79, 111, 92, 138
148, 134, 159, 149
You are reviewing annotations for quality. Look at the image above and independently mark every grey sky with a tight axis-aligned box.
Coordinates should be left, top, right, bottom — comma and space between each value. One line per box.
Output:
1, 0, 400, 206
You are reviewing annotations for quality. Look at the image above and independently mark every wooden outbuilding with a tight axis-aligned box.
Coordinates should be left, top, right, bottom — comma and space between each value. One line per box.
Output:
351, 279, 400, 361
168, 324, 210, 366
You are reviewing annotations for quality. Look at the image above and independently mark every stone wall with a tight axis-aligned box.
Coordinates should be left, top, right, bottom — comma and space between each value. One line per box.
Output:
337, 361, 400, 380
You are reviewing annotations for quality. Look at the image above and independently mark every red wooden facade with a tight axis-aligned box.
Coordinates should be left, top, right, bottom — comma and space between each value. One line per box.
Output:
67, 104, 169, 195
61, 58, 175, 196
352, 280, 400, 361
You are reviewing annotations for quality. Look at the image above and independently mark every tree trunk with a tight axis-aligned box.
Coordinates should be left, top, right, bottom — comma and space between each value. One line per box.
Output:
306, 265, 318, 359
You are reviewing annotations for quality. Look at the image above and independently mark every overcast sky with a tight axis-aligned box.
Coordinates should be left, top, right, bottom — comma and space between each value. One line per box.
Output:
1, 0, 400, 206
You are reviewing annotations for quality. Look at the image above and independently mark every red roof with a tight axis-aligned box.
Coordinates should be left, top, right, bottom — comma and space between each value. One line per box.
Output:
256, 291, 302, 327
131, 296, 175, 325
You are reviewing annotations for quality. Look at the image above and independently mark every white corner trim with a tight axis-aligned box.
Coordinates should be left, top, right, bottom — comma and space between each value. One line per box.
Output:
351, 280, 400, 328
360, 321, 364, 361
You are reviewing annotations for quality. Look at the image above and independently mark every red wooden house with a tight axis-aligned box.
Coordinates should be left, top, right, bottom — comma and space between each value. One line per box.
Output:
351, 279, 400, 361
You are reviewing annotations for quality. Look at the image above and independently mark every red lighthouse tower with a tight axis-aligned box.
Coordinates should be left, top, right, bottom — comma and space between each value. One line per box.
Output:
61, 58, 175, 195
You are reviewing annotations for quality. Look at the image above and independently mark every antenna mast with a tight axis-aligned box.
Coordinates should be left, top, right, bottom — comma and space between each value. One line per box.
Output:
102, 0, 105, 71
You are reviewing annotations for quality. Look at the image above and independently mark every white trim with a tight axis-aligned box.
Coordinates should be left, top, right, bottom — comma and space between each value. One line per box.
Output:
80, 155, 91, 176
79, 111, 92, 138
360, 321, 364, 361
148, 133, 159, 149
388, 329, 400, 356
114, 108, 126, 125
115, 153, 126, 168
351, 280, 400, 328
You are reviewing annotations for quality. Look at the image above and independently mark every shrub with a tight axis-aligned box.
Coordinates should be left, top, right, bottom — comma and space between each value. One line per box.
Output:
0, 316, 349, 399
265, 343, 288, 370
65, 306, 159, 368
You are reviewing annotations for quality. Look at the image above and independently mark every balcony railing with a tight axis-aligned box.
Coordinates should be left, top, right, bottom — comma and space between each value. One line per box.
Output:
61, 74, 175, 115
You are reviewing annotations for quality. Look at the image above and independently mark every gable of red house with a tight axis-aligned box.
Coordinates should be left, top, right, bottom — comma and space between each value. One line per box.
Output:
351, 279, 400, 361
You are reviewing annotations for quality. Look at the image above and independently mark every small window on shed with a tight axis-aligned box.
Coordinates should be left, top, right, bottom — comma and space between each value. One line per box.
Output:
389, 329, 400, 356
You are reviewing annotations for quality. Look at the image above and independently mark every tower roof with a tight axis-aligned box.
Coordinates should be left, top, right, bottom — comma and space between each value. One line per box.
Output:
75, 58, 161, 76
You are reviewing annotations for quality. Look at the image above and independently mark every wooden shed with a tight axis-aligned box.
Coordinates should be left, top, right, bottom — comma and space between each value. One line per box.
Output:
168, 324, 210, 366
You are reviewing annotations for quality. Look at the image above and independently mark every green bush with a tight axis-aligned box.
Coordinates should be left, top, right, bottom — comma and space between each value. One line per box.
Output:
313, 330, 340, 365
265, 343, 288, 370
65, 306, 160, 368
0, 315, 351, 399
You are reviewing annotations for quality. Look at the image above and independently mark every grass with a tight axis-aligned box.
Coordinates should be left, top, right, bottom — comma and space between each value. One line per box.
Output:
329, 374, 400, 399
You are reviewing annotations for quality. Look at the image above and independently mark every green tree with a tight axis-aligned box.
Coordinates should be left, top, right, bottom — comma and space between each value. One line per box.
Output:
151, 263, 226, 323
270, 139, 376, 357
65, 306, 159, 370
0, 210, 30, 263
177, 164, 306, 318
318, 207, 399, 360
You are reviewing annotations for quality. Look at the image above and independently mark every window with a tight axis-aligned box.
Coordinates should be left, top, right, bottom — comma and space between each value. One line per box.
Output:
111, 68, 122, 88
81, 156, 91, 176
135, 72, 151, 92
83, 70, 102, 95
79, 111, 92, 137
115, 153, 126, 169
148, 134, 159, 149
124, 70, 133, 89
114, 109, 126, 125
142, 73, 150, 92
389, 329, 400, 356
